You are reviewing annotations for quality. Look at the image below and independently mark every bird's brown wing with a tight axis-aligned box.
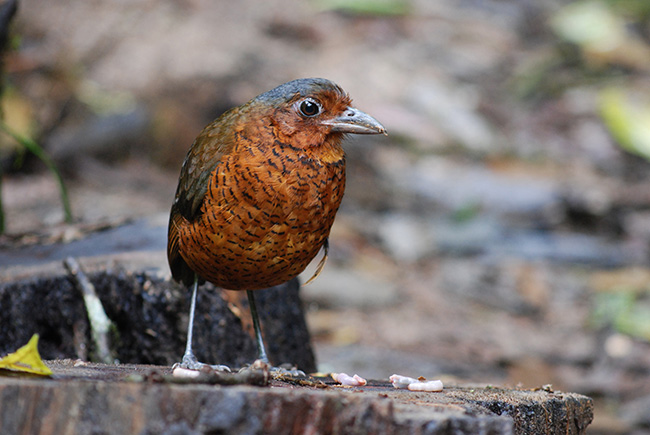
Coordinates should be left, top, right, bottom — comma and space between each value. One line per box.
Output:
167, 110, 238, 286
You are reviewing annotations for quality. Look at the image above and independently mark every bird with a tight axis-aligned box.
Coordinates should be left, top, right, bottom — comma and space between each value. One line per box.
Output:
167, 78, 386, 371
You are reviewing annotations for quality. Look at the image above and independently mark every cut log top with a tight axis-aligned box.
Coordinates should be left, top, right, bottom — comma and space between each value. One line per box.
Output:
0, 360, 592, 435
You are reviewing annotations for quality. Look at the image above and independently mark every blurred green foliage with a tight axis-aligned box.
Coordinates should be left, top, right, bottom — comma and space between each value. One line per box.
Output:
452, 202, 482, 223
599, 88, 650, 161
0, 119, 73, 233
556, 1, 650, 340
603, 0, 650, 21
516, 0, 650, 162
591, 289, 650, 341
551, 0, 650, 70
517, 0, 650, 96
314, 0, 409, 16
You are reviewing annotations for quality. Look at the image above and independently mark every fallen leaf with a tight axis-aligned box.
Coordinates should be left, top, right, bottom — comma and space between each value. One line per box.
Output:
0, 334, 53, 376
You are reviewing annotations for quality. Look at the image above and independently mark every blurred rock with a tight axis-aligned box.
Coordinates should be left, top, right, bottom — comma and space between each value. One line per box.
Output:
47, 108, 150, 165
301, 267, 399, 309
374, 210, 631, 266
376, 213, 435, 262
436, 259, 541, 315
397, 156, 560, 215
620, 393, 650, 429
408, 81, 495, 152
486, 230, 630, 266
431, 216, 503, 255
0, 217, 167, 270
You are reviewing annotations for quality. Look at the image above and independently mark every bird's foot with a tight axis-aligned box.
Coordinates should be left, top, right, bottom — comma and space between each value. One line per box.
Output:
240, 359, 305, 378
172, 352, 231, 373
270, 365, 306, 377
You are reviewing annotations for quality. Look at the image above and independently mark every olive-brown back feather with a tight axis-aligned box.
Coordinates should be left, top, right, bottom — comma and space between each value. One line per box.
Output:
167, 108, 240, 286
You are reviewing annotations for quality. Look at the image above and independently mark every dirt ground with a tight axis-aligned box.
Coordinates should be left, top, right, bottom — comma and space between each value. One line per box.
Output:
2, 0, 650, 433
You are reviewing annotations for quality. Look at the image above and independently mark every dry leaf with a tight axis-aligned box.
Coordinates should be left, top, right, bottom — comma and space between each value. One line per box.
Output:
0, 334, 53, 376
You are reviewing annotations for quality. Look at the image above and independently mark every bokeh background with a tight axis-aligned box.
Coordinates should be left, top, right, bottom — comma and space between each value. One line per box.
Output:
2, 0, 650, 432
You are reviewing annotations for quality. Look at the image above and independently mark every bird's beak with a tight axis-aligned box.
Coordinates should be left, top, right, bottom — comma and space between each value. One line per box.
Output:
322, 107, 387, 135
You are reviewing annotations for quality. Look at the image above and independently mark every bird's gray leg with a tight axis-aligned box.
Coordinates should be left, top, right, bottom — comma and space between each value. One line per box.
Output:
175, 275, 230, 372
246, 289, 270, 364
246, 289, 304, 376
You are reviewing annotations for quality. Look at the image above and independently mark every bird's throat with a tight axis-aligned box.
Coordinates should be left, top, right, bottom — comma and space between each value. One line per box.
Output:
307, 133, 345, 166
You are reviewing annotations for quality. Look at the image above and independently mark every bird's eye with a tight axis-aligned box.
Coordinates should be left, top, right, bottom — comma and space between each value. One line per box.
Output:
299, 99, 321, 117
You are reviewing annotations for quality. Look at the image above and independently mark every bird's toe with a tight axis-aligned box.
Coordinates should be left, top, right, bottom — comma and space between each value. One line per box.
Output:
174, 352, 231, 373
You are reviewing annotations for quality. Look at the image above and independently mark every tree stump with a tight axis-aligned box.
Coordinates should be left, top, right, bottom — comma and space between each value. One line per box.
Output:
0, 360, 593, 434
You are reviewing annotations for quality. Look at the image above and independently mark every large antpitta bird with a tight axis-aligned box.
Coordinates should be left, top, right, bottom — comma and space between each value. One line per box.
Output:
167, 78, 386, 370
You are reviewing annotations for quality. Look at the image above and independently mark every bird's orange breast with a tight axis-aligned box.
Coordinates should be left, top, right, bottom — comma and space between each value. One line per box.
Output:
176, 136, 346, 290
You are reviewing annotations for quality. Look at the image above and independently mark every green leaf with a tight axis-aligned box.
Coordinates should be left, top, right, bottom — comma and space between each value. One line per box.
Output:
315, 0, 409, 16
599, 88, 650, 160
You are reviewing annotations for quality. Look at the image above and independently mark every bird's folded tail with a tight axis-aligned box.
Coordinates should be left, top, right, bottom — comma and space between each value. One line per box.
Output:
303, 239, 329, 286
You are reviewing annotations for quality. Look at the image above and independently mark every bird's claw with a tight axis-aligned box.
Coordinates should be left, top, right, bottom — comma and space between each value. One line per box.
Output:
270, 366, 306, 378
238, 359, 305, 377
173, 353, 231, 373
